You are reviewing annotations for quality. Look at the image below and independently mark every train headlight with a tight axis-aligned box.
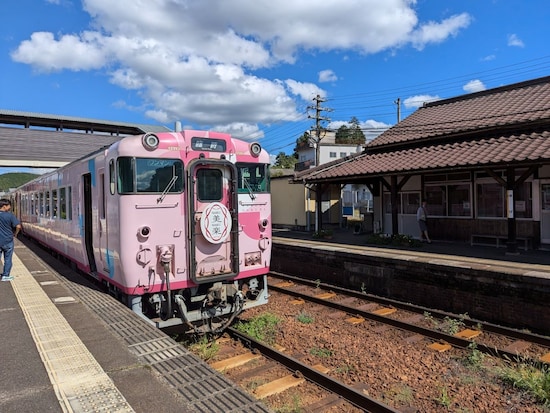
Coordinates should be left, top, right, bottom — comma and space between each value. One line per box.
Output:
258, 218, 269, 230
250, 142, 262, 157
138, 226, 151, 239
142, 133, 160, 151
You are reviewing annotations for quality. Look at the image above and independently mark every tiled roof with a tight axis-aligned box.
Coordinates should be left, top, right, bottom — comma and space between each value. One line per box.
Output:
297, 131, 550, 182
367, 76, 550, 149
295, 76, 550, 183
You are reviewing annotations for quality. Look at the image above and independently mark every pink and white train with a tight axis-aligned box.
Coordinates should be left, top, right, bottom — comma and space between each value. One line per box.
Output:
13, 130, 271, 332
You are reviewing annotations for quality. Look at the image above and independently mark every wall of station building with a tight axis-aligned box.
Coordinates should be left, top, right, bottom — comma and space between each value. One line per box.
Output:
370, 166, 550, 247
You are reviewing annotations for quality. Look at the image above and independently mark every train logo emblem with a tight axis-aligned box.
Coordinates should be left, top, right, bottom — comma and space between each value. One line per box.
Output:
200, 202, 231, 244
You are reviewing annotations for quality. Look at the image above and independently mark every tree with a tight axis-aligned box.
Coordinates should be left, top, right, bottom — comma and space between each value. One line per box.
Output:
294, 132, 311, 154
273, 152, 298, 169
335, 117, 366, 145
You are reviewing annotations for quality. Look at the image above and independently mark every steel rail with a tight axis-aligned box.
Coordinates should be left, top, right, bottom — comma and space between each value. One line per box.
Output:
268, 273, 550, 364
226, 327, 400, 413
270, 271, 550, 348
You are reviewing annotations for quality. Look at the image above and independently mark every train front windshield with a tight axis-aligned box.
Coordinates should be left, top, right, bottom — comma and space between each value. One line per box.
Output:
117, 157, 184, 194
237, 164, 269, 193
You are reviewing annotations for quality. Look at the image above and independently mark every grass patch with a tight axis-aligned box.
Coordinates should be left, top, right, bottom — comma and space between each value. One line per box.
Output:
188, 336, 219, 361
309, 347, 333, 358
366, 233, 422, 247
295, 310, 314, 324
498, 362, 550, 406
233, 312, 281, 345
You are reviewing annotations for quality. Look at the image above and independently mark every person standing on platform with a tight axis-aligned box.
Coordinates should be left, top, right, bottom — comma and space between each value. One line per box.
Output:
0, 199, 21, 281
416, 200, 432, 244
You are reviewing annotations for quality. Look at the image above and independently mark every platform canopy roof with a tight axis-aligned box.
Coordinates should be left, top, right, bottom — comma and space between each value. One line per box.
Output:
0, 110, 171, 168
294, 75, 550, 184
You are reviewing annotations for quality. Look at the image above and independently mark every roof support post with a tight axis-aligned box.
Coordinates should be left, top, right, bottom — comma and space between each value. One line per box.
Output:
391, 175, 399, 235
506, 167, 518, 255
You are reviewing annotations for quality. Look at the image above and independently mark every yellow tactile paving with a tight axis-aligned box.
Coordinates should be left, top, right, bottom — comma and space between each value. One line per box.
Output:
10, 253, 134, 413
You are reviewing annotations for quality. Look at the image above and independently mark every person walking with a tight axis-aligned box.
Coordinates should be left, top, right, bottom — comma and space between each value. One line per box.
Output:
0, 198, 22, 281
416, 200, 432, 243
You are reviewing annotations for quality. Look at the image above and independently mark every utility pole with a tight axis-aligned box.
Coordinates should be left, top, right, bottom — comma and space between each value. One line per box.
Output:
307, 94, 332, 166
394, 97, 401, 123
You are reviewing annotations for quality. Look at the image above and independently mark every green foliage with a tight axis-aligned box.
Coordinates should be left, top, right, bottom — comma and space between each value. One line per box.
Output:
335, 117, 366, 145
366, 233, 422, 247
465, 342, 485, 368
234, 312, 281, 345
312, 229, 333, 239
295, 311, 314, 324
274, 393, 304, 413
436, 386, 453, 408
499, 362, 550, 406
309, 347, 333, 358
188, 336, 219, 361
273, 152, 298, 169
0, 172, 39, 192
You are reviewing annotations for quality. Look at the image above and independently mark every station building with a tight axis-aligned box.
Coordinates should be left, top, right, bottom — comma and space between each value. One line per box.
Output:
293, 75, 550, 252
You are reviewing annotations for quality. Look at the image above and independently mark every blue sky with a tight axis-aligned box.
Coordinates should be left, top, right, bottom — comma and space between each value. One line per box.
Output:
1, 0, 549, 174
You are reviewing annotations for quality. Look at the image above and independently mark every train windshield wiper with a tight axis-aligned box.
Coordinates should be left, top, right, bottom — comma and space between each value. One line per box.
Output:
157, 175, 178, 204
243, 178, 256, 200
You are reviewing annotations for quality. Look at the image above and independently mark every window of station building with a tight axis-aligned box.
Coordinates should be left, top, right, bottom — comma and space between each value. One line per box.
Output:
382, 192, 420, 215
424, 172, 472, 217
476, 180, 532, 219
237, 163, 269, 193
197, 169, 222, 201
329, 152, 337, 158
340, 152, 347, 158
117, 157, 184, 194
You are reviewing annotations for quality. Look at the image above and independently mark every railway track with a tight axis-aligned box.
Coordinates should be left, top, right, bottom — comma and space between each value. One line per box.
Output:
268, 271, 550, 366
219, 327, 400, 412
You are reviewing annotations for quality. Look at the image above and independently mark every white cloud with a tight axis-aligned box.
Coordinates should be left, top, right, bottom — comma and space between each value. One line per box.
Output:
11, 31, 107, 72
463, 79, 486, 93
318, 70, 337, 83
507, 34, 525, 48
410, 13, 472, 50
404, 94, 440, 109
481, 54, 496, 62
11, 0, 473, 135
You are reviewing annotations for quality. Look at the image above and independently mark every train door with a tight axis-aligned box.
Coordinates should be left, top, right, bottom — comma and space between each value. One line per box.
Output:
82, 173, 97, 273
98, 169, 107, 271
188, 161, 238, 283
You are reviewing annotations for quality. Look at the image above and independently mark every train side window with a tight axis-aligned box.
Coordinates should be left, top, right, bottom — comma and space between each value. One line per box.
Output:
39, 192, 44, 216
67, 186, 72, 220
117, 157, 135, 193
197, 169, 222, 201
45, 191, 51, 217
60, 188, 67, 219
52, 189, 58, 219
109, 160, 115, 195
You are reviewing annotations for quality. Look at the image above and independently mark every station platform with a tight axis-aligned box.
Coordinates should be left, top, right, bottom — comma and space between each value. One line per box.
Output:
0, 239, 272, 413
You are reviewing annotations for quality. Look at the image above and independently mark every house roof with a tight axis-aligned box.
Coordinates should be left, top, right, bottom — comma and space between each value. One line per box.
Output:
297, 131, 550, 183
295, 76, 550, 183
368, 76, 550, 150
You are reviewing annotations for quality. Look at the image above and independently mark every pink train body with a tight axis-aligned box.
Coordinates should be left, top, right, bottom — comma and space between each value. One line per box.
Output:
14, 130, 271, 331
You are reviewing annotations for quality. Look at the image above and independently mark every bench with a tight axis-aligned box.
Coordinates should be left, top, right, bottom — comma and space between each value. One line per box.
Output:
470, 234, 532, 250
